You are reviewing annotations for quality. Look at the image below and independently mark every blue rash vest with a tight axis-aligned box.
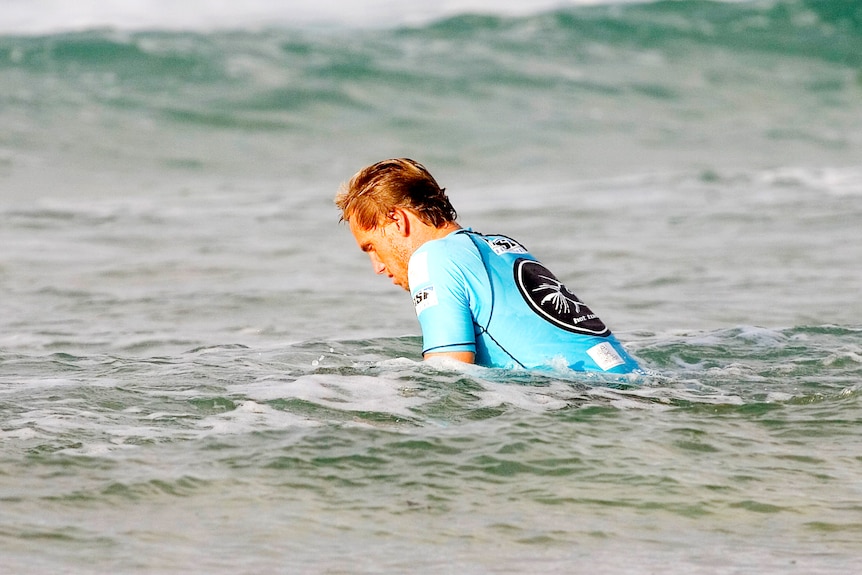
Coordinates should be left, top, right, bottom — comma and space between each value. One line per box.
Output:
407, 228, 640, 373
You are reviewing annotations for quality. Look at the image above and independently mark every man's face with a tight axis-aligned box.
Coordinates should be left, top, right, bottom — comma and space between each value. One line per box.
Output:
349, 218, 413, 291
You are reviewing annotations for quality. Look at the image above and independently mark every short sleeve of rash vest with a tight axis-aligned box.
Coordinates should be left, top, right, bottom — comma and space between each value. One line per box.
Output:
408, 237, 478, 355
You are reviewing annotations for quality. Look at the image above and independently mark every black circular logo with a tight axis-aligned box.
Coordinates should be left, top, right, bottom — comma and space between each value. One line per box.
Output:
514, 259, 609, 336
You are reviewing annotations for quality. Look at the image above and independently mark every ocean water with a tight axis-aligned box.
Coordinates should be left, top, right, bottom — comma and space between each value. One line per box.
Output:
2, 0, 862, 572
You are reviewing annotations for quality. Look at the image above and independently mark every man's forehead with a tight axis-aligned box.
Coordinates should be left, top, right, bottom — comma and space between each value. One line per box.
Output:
348, 218, 367, 236
348, 219, 377, 247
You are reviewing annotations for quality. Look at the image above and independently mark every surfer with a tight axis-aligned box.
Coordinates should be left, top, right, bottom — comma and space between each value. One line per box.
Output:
335, 158, 640, 373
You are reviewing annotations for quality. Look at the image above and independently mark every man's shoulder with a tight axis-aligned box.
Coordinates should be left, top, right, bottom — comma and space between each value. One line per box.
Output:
417, 229, 534, 268
467, 232, 529, 257
416, 229, 474, 258
409, 230, 479, 290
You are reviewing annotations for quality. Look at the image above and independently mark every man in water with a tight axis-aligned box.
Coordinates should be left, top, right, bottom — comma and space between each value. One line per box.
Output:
335, 158, 640, 373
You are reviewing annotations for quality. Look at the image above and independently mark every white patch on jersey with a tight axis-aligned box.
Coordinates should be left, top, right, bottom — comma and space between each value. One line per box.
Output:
413, 286, 438, 316
408, 251, 429, 289
586, 342, 625, 371
486, 236, 527, 255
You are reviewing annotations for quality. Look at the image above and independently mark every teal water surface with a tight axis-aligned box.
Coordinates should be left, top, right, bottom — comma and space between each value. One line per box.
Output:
1, 0, 861, 573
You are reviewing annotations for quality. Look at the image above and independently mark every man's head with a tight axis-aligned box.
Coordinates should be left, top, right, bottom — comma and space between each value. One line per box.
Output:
335, 158, 457, 230
336, 158, 459, 291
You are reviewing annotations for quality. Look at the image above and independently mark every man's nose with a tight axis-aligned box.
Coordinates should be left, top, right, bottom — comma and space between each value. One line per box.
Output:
370, 254, 386, 275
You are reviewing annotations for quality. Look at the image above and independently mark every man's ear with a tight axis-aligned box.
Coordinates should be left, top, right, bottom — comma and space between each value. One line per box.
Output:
391, 208, 411, 236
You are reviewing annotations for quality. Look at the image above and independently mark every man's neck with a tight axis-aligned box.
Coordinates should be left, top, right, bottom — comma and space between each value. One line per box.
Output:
430, 221, 462, 239
404, 218, 461, 255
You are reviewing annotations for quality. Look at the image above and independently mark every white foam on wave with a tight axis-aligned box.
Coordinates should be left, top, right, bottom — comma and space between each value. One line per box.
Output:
823, 346, 862, 366
231, 372, 429, 420
0, 377, 81, 395
758, 166, 862, 197
198, 400, 321, 436
56, 441, 139, 457
2, 0, 632, 34
0, 426, 43, 440
473, 380, 573, 411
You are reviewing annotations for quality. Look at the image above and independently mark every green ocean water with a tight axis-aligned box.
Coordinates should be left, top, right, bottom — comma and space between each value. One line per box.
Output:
1, 1, 862, 573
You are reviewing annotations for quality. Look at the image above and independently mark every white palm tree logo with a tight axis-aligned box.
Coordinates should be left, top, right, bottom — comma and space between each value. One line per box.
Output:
532, 275, 582, 315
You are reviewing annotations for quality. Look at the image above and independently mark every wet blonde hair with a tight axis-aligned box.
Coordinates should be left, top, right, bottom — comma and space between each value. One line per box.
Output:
335, 158, 457, 230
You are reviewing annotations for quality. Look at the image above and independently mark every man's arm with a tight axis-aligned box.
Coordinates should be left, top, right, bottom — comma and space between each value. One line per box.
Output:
411, 237, 478, 365
424, 351, 475, 364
